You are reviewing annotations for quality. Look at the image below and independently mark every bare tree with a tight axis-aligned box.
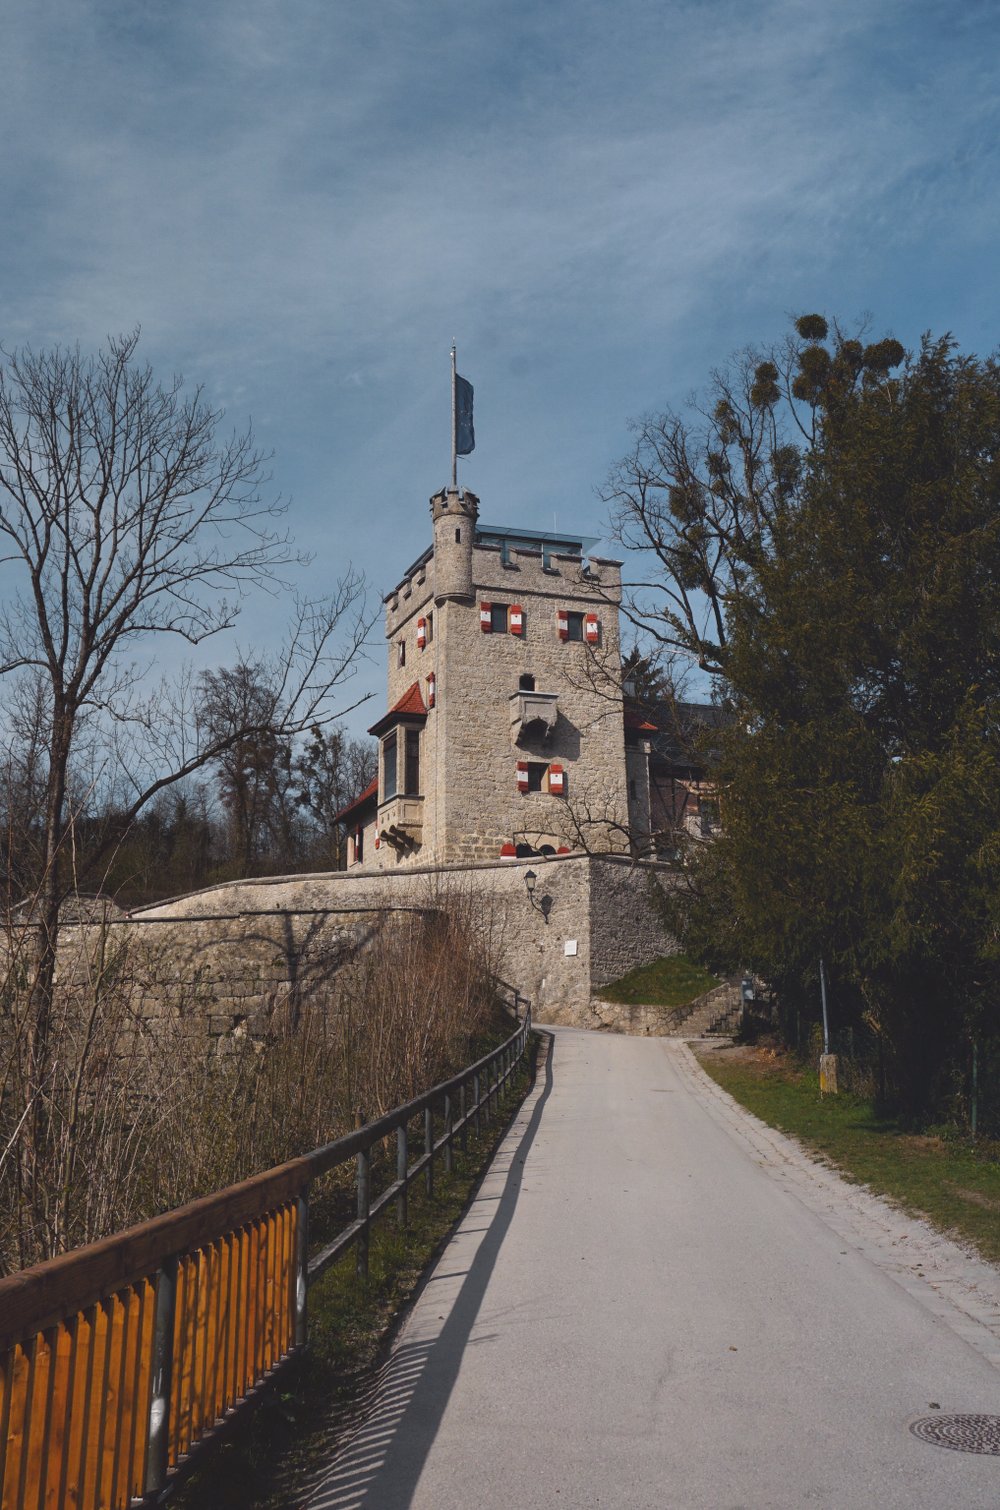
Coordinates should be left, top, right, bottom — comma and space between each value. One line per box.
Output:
0, 331, 373, 1202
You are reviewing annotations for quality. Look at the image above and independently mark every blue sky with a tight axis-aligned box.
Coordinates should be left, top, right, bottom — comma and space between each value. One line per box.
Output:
2, 0, 998, 736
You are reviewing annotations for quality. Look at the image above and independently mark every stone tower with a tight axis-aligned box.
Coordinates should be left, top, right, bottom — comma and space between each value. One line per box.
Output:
353, 494, 631, 869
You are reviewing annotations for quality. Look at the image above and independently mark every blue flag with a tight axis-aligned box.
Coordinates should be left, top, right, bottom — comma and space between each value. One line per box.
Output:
455, 373, 475, 456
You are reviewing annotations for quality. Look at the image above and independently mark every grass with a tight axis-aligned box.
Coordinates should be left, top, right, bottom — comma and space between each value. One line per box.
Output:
173, 1053, 537, 1510
695, 1044, 1000, 1266
598, 953, 719, 1007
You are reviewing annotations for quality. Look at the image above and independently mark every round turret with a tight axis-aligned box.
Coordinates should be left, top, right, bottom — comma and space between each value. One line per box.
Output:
430, 487, 479, 602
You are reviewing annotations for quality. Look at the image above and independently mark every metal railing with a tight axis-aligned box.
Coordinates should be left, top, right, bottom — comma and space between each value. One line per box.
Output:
0, 1007, 532, 1509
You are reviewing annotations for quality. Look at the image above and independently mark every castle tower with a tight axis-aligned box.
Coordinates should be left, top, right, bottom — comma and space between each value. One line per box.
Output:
430, 486, 478, 602
360, 494, 631, 870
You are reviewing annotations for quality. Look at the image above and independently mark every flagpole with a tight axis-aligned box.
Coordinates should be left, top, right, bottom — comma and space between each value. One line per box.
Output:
451, 342, 457, 489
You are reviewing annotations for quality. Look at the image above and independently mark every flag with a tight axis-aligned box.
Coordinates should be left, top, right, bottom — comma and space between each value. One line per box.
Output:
455, 372, 475, 456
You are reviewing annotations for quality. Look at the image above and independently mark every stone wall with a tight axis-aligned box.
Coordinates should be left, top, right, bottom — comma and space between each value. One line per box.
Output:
119, 853, 678, 1028
589, 858, 677, 987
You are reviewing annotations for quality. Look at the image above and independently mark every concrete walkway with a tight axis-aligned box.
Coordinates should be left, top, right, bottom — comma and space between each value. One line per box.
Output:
307, 1029, 1000, 1509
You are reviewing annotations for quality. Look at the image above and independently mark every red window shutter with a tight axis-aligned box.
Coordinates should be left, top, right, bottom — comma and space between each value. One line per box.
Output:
426, 671, 436, 708
480, 602, 492, 632
585, 613, 600, 644
499, 841, 517, 857
509, 604, 524, 636
516, 761, 529, 792
549, 763, 565, 795
557, 609, 569, 641
417, 616, 427, 649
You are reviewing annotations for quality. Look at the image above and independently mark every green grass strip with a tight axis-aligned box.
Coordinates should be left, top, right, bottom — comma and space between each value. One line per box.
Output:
598, 953, 719, 1007
696, 1047, 1000, 1266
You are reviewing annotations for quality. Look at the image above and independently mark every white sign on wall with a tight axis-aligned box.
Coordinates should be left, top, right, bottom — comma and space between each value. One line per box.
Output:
564, 939, 578, 957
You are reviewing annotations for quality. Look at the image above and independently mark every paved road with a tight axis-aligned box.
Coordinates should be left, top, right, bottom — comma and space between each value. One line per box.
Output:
308, 1029, 1000, 1509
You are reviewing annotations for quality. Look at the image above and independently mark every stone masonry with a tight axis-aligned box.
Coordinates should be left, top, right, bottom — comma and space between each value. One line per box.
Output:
126, 852, 676, 1027
373, 488, 630, 866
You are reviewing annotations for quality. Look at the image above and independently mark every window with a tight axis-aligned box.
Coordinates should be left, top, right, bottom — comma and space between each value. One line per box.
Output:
526, 761, 546, 792
354, 827, 363, 864
405, 728, 420, 795
491, 602, 509, 633
397, 639, 405, 668
455, 527, 462, 543
519, 673, 535, 691
382, 733, 397, 799
565, 612, 584, 642
425, 612, 433, 644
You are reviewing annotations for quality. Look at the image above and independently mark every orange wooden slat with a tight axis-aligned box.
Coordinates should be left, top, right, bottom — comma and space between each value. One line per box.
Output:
231, 1229, 248, 1405
167, 1259, 184, 1465
277, 1205, 291, 1357
109, 1288, 140, 1509
261, 1215, 277, 1374
127, 1279, 155, 1502
40, 1323, 73, 1510
192, 1247, 211, 1443
177, 1254, 199, 1461
255, 1218, 269, 1379
60, 1309, 91, 1510
218, 1235, 235, 1415
22, 1325, 54, 1510
202, 1243, 220, 1429
80, 1300, 109, 1510
98, 1292, 127, 1509
0, 1347, 12, 1509
1, 1342, 30, 1510
242, 1223, 259, 1399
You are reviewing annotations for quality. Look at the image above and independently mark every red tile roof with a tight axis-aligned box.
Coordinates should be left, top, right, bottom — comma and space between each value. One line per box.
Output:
368, 681, 428, 736
332, 775, 378, 825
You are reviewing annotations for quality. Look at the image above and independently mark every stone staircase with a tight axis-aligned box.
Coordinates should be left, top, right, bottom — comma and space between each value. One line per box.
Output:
667, 980, 743, 1037
587, 978, 743, 1038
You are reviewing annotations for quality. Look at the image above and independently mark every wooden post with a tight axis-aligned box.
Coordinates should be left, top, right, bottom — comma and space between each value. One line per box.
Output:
396, 1125, 408, 1226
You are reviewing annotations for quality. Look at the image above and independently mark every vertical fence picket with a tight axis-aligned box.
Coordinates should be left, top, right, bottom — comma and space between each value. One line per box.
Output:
357, 1137, 371, 1280
396, 1126, 408, 1226
444, 1093, 454, 1174
424, 1107, 434, 1198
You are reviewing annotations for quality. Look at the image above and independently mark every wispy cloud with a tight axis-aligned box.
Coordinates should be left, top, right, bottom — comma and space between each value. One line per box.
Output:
0, 0, 997, 721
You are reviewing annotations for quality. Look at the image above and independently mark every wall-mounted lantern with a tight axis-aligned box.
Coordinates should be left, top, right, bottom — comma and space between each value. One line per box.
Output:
524, 869, 553, 924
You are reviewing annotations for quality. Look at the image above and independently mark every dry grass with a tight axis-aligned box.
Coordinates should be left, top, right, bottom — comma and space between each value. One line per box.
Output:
0, 895, 506, 1273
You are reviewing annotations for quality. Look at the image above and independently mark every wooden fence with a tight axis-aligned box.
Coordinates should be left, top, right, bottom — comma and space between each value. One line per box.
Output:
0, 1008, 531, 1508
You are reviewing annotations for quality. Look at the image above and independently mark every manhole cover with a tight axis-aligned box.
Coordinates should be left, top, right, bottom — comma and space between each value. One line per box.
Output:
909, 1414, 1000, 1455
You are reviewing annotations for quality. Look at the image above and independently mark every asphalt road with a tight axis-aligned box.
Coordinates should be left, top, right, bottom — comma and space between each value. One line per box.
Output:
308, 1028, 1000, 1509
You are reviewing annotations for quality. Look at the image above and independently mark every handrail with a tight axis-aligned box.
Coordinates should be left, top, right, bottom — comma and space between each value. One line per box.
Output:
0, 1004, 532, 1509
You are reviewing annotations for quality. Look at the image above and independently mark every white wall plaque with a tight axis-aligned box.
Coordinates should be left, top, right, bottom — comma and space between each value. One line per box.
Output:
564, 939, 578, 957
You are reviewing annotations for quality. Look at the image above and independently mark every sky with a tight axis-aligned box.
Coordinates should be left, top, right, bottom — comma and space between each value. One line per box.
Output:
2, 0, 998, 738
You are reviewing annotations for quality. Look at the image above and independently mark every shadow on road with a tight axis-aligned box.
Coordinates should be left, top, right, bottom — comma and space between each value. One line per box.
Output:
306, 1032, 555, 1510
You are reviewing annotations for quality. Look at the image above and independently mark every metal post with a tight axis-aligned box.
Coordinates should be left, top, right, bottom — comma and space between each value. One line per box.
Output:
819, 956, 831, 1056
450, 343, 457, 489
145, 1256, 178, 1497
294, 1193, 309, 1348
425, 1106, 434, 1198
972, 1040, 979, 1139
356, 1121, 370, 1279
444, 1093, 453, 1174
396, 1125, 408, 1226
